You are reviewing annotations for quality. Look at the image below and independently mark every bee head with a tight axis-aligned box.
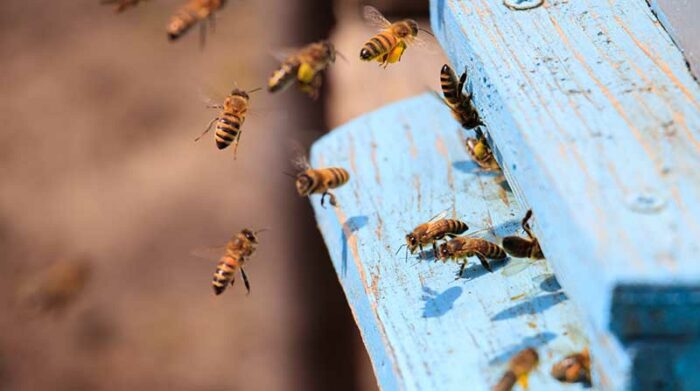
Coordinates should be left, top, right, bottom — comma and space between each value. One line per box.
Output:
295, 172, 313, 196
438, 243, 451, 260
399, 20, 419, 38
241, 228, 258, 244
231, 88, 249, 100
405, 233, 419, 253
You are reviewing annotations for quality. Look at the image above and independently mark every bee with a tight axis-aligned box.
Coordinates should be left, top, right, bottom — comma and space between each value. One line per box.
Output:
359, 6, 431, 68
466, 136, 500, 171
438, 236, 506, 278
502, 209, 544, 259
18, 258, 92, 314
268, 40, 339, 100
101, 0, 147, 13
291, 154, 350, 208
194, 87, 260, 159
402, 211, 469, 258
212, 228, 262, 295
167, 0, 225, 45
493, 348, 539, 391
439, 64, 483, 130
551, 348, 591, 385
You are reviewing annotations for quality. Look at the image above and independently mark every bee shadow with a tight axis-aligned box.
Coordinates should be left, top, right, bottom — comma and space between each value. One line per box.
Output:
539, 274, 562, 292
490, 291, 568, 321
488, 331, 558, 365
421, 286, 463, 318
452, 160, 501, 178
340, 215, 369, 276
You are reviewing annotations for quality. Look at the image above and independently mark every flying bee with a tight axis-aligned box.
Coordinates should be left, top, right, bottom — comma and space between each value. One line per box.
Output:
502, 209, 544, 259
18, 258, 92, 314
268, 40, 340, 100
290, 154, 350, 208
438, 236, 506, 278
551, 348, 591, 385
195, 86, 260, 159
493, 348, 539, 391
211, 228, 264, 295
101, 0, 147, 13
167, 0, 225, 46
439, 64, 483, 130
400, 211, 469, 259
359, 5, 432, 68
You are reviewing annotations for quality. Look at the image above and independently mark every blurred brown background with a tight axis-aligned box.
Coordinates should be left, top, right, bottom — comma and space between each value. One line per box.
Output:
0, 0, 443, 390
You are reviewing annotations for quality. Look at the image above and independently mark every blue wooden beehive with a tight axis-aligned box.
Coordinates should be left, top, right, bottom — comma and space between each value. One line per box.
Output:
308, 1, 700, 389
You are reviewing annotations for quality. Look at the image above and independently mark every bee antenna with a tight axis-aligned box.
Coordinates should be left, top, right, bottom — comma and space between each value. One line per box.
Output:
282, 171, 297, 178
247, 87, 263, 94
254, 228, 269, 234
335, 50, 349, 63
395, 244, 406, 256
419, 27, 435, 37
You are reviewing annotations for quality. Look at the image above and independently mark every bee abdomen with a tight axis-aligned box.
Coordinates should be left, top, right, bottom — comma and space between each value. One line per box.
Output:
440, 67, 460, 106
167, 8, 197, 40
268, 61, 299, 92
326, 167, 350, 188
212, 261, 236, 295
214, 114, 241, 150
445, 219, 469, 235
360, 32, 396, 60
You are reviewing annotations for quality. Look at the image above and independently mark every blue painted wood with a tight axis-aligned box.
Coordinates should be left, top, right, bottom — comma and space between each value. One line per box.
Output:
430, 0, 700, 346
309, 94, 596, 391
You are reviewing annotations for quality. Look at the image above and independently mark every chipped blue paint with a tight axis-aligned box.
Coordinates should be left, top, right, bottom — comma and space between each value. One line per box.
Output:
309, 94, 594, 391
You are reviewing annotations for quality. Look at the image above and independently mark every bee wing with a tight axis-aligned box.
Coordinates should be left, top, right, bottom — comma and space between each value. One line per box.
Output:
500, 258, 534, 277
269, 47, 303, 64
288, 140, 311, 171
363, 5, 392, 30
190, 246, 226, 260
427, 209, 450, 222
410, 31, 440, 53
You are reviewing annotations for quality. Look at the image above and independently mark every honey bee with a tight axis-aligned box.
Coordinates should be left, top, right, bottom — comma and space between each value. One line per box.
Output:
502, 209, 544, 259
439, 64, 483, 130
194, 87, 260, 159
466, 136, 500, 171
493, 348, 539, 391
402, 211, 469, 258
438, 236, 506, 277
291, 154, 350, 208
18, 258, 92, 314
268, 40, 339, 100
167, 0, 225, 45
551, 348, 591, 385
359, 5, 431, 68
212, 228, 263, 295
101, 0, 147, 13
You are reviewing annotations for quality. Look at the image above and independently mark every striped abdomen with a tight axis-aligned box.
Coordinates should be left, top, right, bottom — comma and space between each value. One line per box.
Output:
360, 31, 399, 61
502, 237, 544, 259
268, 59, 300, 93
446, 237, 506, 260
427, 219, 469, 241
212, 256, 240, 295
308, 168, 349, 194
167, 2, 199, 40
214, 111, 243, 150
440, 65, 462, 109
467, 238, 506, 259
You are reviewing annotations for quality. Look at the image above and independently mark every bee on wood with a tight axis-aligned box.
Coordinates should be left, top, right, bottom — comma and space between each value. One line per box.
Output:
502, 209, 544, 259
466, 136, 500, 171
439, 64, 483, 130
551, 348, 591, 385
493, 348, 539, 391
212, 228, 263, 295
401, 211, 469, 259
167, 0, 225, 45
18, 258, 92, 314
290, 154, 350, 208
359, 6, 432, 68
438, 236, 506, 277
268, 40, 340, 100
195, 87, 260, 159
101, 0, 147, 13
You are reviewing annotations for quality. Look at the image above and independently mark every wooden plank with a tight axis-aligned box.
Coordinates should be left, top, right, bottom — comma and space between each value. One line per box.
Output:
309, 94, 595, 391
431, 0, 700, 342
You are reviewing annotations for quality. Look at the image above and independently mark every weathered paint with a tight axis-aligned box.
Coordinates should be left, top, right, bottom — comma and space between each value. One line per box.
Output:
430, 0, 700, 344
310, 95, 595, 391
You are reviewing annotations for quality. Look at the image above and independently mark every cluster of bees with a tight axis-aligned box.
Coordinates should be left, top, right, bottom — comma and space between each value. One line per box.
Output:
99, 0, 591, 388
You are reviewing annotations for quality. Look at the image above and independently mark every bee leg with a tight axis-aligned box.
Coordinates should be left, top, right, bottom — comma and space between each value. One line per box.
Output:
231, 131, 242, 160
431, 241, 438, 259
458, 72, 467, 98
240, 268, 251, 295
194, 117, 218, 142
475, 252, 493, 272
455, 260, 467, 280
320, 191, 337, 207
522, 209, 535, 239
